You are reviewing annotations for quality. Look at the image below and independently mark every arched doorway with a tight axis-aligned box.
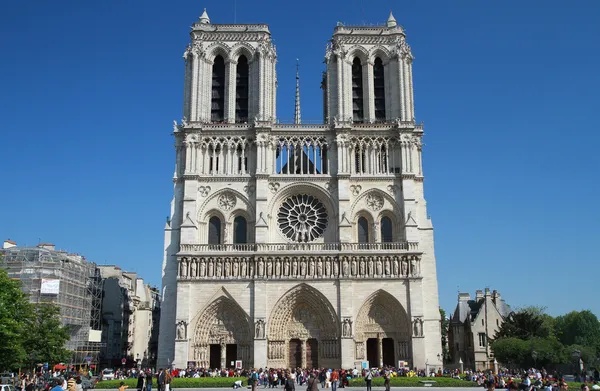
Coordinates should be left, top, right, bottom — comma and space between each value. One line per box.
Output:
192, 294, 252, 368
268, 284, 340, 369
354, 290, 411, 367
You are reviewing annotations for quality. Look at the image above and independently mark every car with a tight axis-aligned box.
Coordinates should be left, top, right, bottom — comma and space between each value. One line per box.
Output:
101, 370, 114, 381
1, 385, 17, 391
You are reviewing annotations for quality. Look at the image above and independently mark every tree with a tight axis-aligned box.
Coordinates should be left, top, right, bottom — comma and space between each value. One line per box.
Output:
0, 266, 32, 370
440, 308, 450, 362
22, 303, 71, 369
555, 311, 600, 351
494, 307, 549, 340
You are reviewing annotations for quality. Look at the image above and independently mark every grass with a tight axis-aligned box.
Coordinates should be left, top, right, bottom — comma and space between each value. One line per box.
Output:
347, 376, 478, 387
94, 377, 248, 389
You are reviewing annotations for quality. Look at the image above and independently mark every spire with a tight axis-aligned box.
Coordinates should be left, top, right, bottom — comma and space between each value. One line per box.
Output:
199, 8, 210, 24
387, 11, 397, 28
294, 59, 301, 124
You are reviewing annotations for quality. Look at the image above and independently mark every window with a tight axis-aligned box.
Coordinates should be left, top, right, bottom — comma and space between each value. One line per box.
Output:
235, 55, 249, 123
233, 216, 247, 244
482, 319, 484, 326
357, 216, 369, 243
211, 55, 225, 122
373, 57, 386, 121
478, 333, 487, 347
380, 216, 393, 243
208, 216, 222, 245
352, 57, 364, 122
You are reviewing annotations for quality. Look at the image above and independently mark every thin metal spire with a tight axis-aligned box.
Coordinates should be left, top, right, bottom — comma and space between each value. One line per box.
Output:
294, 59, 301, 124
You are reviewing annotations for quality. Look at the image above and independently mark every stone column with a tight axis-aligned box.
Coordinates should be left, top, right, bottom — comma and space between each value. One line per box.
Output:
378, 336, 383, 367
225, 60, 237, 123
301, 339, 307, 369
220, 342, 226, 369
365, 61, 375, 122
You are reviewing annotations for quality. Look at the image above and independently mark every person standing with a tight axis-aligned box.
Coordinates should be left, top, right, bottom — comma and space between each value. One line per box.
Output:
284, 373, 295, 391
137, 372, 146, 391
383, 370, 390, 391
157, 369, 165, 391
331, 370, 339, 391
365, 369, 373, 391
307, 374, 318, 391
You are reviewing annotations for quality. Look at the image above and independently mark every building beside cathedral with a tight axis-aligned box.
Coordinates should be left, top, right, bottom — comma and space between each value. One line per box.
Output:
158, 9, 442, 371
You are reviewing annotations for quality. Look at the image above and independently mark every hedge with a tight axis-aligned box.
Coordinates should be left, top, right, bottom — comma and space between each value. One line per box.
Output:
95, 377, 247, 389
347, 376, 478, 387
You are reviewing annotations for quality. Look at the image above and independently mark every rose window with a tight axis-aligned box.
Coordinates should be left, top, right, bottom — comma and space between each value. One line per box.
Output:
278, 194, 328, 242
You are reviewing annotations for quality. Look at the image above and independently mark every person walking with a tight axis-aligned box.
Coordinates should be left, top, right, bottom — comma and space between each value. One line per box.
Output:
137, 372, 146, 391
331, 370, 339, 391
157, 369, 165, 391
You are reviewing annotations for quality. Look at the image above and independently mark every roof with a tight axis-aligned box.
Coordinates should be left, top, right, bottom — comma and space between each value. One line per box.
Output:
450, 291, 510, 324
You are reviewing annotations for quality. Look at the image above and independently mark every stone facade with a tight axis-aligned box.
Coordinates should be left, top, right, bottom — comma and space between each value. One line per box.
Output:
158, 10, 442, 371
448, 289, 510, 371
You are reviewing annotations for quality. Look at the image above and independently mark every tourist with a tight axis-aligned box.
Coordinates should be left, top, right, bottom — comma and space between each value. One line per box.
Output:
284, 373, 295, 391
364, 369, 373, 391
306, 374, 318, 391
119, 382, 129, 391
383, 369, 390, 391
331, 370, 339, 391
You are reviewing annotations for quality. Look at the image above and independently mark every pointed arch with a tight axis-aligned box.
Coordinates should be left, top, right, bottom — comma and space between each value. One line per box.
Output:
230, 43, 255, 63
347, 45, 369, 64
191, 289, 253, 367
349, 188, 402, 222
355, 289, 411, 340
268, 283, 339, 341
211, 55, 226, 122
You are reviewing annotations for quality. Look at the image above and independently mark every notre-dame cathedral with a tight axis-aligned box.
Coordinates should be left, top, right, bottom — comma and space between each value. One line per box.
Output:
158, 9, 442, 372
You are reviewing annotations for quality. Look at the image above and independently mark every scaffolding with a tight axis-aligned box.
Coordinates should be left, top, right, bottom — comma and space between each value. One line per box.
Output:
0, 244, 104, 366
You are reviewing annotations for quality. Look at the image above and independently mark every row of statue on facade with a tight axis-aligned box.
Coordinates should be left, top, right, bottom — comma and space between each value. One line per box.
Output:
178, 255, 422, 279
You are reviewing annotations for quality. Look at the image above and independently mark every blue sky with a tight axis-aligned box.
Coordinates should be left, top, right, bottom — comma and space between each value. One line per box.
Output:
1, 0, 599, 318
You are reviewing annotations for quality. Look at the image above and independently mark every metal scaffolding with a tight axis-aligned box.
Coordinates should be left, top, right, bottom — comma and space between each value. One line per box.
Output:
0, 245, 104, 365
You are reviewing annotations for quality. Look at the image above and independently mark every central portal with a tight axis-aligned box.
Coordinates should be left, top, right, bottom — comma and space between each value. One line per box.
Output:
267, 284, 341, 368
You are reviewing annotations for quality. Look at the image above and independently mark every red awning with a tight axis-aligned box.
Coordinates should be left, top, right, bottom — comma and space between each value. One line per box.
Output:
54, 364, 67, 370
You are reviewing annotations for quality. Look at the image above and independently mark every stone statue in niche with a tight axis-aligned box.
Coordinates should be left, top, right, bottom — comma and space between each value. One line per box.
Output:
200, 259, 206, 277
300, 259, 306, 276
376, 258, 383, 276
392, 257, 399, 276
351, 258, 357, 276
216, 262, 222, 278
208, 260, 214, 277
401, 257, 408, 276
176, 321, 187, 340
333, 259, 339, 276
342, 257, 349, 276
384, 258, 390, 275
190, 260, 196, 277
283, 259, 290, 276
325, 259, 331, 277
342, 318, 353, 337
249, 260, 255, 277
267, 260, 273, 276
410, 257, 417, 277
292, 259, 298, 276
224, 260, 231, 277
232, 260, 238, 277
413, 318, 424, 337
368, 259, 374, 276
255, 319, 265, 339
258, 258, 264, 276
308, 258, 314, 276
241, 261, 247, 278
317, 260, 322, 277
275, 259, 281, 276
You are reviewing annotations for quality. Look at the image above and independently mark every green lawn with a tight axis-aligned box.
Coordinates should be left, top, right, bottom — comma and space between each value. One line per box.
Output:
94, 377, 248, 389
347, 376, 477, 387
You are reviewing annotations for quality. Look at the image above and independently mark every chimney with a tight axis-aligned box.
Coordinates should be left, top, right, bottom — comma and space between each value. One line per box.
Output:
458, 293, 470, 302
38, 243, 55, 251
3, 239, 16, 249
475, 290, 484, 300
485, 288, 491, 297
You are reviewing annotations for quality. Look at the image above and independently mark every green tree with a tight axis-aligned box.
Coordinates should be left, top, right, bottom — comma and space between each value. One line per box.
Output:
490, 337, 528, 367
494, 307, 549, 340
555, 311, 600, 351
0, 266, 32, 370
440, 308, 450, 362
22, 303, 71, 369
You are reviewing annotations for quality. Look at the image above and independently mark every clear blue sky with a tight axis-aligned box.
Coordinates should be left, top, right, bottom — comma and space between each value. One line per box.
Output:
2, 0, 599, 318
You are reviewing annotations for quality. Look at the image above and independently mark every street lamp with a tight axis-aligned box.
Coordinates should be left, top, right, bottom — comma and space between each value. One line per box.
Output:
459, 357, 464, 374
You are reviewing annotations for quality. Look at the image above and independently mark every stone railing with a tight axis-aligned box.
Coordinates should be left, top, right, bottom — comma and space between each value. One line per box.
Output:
179, 242, 418, 253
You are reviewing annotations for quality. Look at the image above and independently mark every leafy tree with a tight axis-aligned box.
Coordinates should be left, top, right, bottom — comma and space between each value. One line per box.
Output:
490, 337, 528, 367
440, 308, 450, 362
494, 307, 548, 340
0, 266, 32, 370
22, 303, 71, 369
555, 311, 600, 351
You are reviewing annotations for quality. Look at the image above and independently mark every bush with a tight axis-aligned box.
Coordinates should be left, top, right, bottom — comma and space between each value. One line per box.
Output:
95, 377, 247, 389
347, 376, 477, 388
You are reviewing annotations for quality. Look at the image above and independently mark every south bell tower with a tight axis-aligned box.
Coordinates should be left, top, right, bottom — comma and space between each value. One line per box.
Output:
159, 10, 442, 372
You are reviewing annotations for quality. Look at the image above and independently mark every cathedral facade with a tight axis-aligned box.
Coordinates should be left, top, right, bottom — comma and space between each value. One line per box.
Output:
158, 9, 442, 372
